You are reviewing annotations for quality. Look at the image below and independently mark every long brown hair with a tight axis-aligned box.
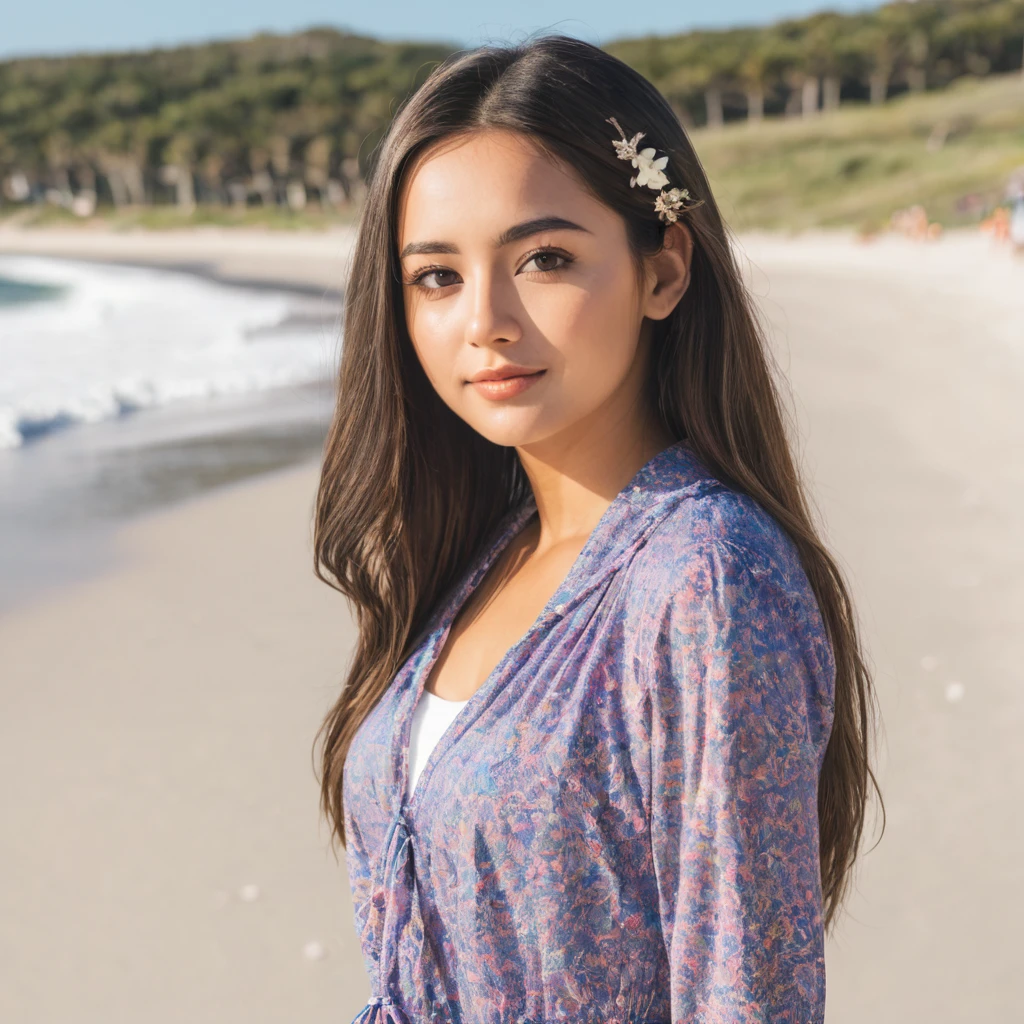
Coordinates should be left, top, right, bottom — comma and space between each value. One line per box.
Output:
312, 34, 882, 934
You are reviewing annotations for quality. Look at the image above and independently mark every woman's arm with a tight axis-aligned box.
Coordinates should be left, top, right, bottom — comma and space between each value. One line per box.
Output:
642, 533, 836, 1024
343, 791, 377, 950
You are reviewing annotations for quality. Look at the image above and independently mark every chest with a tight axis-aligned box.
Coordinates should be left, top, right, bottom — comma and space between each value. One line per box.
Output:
424, 524, 592, 702
344, 564, 653, 856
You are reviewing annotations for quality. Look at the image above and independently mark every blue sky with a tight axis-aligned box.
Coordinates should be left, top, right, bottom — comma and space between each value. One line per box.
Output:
2, 1, 879, 60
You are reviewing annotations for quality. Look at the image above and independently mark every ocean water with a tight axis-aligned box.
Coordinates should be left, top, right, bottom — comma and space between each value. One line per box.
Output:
0, 255, 342, 611
0, 255, 341, 448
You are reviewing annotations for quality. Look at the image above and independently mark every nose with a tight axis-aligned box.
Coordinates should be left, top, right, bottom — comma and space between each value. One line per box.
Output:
464, 265, 523, 348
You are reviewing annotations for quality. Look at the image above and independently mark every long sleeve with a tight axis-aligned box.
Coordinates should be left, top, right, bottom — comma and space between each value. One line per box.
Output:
641, 532, 835, 1024
343, 779, 377, 953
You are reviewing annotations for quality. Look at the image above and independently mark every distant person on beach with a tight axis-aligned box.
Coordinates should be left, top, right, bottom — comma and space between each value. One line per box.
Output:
1010, 196, 1024, 254
311, 35, 879, 1024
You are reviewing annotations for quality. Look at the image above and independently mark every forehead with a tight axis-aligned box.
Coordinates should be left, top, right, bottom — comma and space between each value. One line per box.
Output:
396, 129, 602, 245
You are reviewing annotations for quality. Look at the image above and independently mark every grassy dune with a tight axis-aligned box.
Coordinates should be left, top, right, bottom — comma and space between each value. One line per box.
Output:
695, 72, 1024, 232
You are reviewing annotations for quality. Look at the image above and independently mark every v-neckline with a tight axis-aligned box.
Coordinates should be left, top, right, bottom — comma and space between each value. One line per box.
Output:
399, 498, 539, 813
397, 439, 692, 814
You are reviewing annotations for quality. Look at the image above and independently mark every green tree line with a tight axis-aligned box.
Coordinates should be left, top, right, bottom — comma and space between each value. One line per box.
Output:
1, 0, 1022, 217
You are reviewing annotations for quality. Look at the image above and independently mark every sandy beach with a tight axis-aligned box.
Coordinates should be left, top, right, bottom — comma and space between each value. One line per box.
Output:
1, 225, 1021, 1023
0, 223, 356, 293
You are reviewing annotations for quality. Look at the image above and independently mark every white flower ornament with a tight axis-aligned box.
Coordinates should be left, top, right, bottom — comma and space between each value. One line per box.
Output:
606, 116, 696, 223
632, 148, 670, 189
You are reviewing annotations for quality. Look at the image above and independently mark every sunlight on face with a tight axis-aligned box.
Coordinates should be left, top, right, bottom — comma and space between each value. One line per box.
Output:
396, 129, 651, 449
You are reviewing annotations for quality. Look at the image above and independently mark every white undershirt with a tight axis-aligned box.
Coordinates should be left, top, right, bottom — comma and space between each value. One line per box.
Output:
406, 689, 470, 797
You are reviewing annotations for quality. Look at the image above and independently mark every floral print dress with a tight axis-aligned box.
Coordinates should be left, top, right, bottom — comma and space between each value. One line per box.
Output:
342, 439, 836, 1024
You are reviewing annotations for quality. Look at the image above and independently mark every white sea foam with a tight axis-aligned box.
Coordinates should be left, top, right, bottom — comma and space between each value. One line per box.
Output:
0, 255, 341, 449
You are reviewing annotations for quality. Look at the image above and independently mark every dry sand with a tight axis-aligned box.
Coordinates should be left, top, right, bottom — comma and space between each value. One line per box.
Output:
0, 223, 356, 293
1, 226, 1021, 1023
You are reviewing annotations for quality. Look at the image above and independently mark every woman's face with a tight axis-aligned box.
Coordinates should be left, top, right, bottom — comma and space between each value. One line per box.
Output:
396, 129, 685, 451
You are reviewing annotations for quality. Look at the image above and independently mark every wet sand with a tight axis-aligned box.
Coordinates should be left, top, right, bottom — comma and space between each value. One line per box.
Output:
1, 226, 1021, 1023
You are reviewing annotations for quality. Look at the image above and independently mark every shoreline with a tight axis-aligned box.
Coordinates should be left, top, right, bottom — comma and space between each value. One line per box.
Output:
0, 377, 337, 615
0, 235, 349, 612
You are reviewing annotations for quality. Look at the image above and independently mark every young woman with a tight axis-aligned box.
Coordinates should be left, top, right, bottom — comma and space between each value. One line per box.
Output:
313, 34, 880, 1024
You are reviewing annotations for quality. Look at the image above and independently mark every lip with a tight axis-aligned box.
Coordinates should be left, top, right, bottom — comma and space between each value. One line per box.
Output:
467, 366, 546, 400
468, 364, 546, 383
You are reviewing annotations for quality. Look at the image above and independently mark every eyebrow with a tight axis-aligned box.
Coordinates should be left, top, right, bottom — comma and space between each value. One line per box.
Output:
399, 215, 591, 260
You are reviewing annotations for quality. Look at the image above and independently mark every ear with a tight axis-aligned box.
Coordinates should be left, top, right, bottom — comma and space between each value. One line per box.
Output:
641, 222, 693, 321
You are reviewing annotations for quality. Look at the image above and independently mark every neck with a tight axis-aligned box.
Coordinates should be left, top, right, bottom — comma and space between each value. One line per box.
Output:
514, 345, 674, 553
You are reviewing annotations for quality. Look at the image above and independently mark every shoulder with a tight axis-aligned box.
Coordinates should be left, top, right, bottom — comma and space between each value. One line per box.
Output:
622, 479, 836, 699
631, 477, 806, 603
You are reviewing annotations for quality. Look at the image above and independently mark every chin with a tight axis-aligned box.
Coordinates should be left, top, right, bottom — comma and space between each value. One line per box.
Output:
461, 411, 552, 450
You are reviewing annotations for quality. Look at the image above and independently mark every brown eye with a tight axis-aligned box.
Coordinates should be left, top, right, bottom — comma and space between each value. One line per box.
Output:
520, 250, 570, 274
412, 268, 458, 289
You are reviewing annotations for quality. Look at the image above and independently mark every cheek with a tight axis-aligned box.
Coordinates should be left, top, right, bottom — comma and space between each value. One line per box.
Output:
406, 298, 461, 392
541, 261, 641, 384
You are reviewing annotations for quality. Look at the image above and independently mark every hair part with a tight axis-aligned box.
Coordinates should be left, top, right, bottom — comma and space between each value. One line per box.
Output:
312, 33, 883, 935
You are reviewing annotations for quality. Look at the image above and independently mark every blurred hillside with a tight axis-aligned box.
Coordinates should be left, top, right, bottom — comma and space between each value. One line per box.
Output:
0, 30, 452, 220
1, 0, 1022, 229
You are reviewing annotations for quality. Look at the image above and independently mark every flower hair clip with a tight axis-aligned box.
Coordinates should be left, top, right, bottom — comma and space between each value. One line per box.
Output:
606, 116, 696, 224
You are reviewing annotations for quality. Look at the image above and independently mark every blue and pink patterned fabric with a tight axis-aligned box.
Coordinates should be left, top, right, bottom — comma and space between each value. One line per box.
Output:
343, 439, 836, 1024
